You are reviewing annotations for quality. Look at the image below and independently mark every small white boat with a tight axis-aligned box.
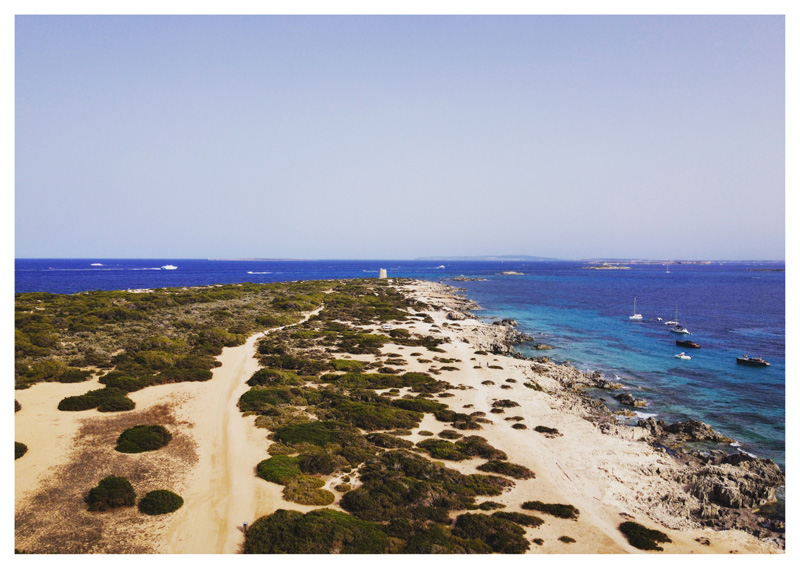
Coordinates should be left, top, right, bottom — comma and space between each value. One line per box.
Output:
90, 263, 103, 266
675, 352, 692, 360
656, 317, 663, 322
436, 265, 445, 269
665, 304, 680, 326
629, 297, 643, 320
160, 265, 178, 270
670, 326, 690, 334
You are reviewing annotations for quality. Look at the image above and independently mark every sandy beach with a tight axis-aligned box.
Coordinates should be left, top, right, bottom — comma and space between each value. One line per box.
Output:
14, 281, 782, 554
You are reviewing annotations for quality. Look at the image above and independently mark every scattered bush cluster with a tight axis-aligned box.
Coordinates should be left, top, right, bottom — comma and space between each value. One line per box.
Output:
86, 476, 136, 511
619, 521, 672, 551
138, 490, 184, 515
341, 450, 513, 524
115, 424, 172, 453
521, 501, 580, 520
416, 436, 507, 461
476, 460, 535, 479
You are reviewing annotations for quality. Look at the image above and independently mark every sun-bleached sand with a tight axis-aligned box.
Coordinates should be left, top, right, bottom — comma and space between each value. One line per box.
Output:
393, 280, 780, 553
15, 284, 781, 554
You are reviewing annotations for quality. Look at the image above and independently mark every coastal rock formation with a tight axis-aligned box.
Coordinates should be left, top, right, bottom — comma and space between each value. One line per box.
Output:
614, 393, 648, 408
447, 311, 467, 321
637, 418, 734, 444
681, 458, 783, 510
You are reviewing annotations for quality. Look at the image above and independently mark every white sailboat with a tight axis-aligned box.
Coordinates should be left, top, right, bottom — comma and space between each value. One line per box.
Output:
629, 298, 643, 320
665, 304, 690, 333
665, 304, 679, 326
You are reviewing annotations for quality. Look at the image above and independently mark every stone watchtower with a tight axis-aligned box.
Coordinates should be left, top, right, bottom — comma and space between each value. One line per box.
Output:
378, 268, 387, 279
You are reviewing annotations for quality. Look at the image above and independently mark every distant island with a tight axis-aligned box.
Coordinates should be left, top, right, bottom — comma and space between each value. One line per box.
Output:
417, 255, 561, 262
583, 263, 631, 270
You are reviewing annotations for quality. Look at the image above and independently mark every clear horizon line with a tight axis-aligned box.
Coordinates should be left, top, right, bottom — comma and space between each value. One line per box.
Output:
14, 256, 786, 262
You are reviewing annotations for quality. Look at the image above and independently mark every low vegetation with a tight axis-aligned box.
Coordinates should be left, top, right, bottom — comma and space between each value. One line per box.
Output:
452, 513, 529, 554
138, 490, 184, 515
416, 436, 507, 461
340, 451, 513, 523
492, 511, 544, 527
85, 476, 136, 511
244, 509, 391, 554
15, 442, 28, 460
476, 460, 535, 479
521, 501, 580, 520
619, 521, 672, 551
115, 424, 172, 453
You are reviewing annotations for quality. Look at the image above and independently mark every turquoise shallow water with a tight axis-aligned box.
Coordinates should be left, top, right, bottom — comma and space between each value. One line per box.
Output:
15, 258, 785, 468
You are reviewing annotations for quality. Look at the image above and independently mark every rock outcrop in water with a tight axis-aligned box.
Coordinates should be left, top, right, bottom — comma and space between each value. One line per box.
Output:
637, 418, 735, 445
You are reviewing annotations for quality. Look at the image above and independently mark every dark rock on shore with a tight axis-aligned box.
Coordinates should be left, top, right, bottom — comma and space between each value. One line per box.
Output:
634, 416, 785, 543
681, 453, 784, 509
614, 392, 647, 408
637, 418, 734, 444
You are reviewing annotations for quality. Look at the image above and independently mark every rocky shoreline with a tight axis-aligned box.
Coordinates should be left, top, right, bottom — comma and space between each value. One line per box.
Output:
405, 280, 785, 549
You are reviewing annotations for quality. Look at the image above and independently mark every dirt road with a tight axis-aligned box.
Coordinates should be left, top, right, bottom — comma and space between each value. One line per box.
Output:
160, 307, 322, 553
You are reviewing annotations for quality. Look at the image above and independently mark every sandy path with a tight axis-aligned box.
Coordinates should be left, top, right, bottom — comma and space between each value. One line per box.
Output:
134, 307, 323, 553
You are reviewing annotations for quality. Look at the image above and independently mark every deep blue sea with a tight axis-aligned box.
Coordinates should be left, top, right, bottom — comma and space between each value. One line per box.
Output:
15, 258, 785, 469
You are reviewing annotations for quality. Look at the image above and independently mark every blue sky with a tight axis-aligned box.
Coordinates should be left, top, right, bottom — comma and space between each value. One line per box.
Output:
15, 15, 785, 260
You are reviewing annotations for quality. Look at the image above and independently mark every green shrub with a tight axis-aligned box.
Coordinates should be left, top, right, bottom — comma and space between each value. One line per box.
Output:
365, 432, 413, 449
477, 460, 535, 480
115, 425, 172, 453
512, 423, 527, 430
392, 397, 447, 413
86, 475, 136, 511
57, 368, 93, 383
492, 511, 544, 527
340, 451, 513, 523
99, 373, 146, 392
298, 451, 340, 475
244, 509, 390, 554
619, 521, 672, 551
282, 475, 335, 506
438, 429, 462, 439
330, 400, 423, 431
417, 436, 507, 461
238, 387, 307, 411
273, 421, 367, 448
329, 359, 365, 372
138, 490, 184, 515
58, 387, 135, 413
452, 513, 529, 554
521, 501, 579, 520
534, 425, 560, 435
256, 455, 302, 485
558, 536, 576, 543
401, 523, 492, 554
478, 501, 506, 510
246, 368, 304, 387
15, 442, 28, 460
492, 399, 520, 408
